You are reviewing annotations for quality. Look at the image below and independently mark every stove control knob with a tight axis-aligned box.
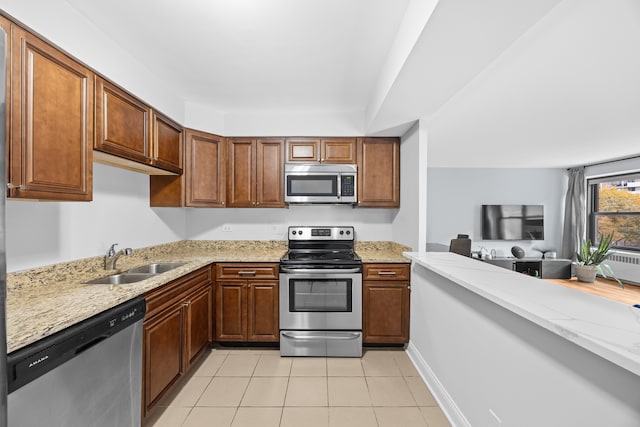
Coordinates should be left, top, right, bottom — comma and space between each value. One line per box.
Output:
292, 230, 297, 235
339, 230, 344, 235
298, 230, 303, 235
346, 230, 351, 235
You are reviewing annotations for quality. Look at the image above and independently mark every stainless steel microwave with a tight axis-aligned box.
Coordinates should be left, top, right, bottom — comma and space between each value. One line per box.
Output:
284, 164, 357, 204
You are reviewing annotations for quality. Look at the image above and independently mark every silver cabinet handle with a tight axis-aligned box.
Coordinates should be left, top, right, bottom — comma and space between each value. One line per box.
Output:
282, 332, 360, 341
7, 183, 26, 190
378, 271, 397, 275
238, 271, 257, 276
280, 267, 361, 274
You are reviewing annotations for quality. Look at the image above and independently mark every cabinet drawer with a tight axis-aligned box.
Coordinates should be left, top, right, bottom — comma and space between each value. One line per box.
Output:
215, 263, 279, 280
363, 263, 410, 281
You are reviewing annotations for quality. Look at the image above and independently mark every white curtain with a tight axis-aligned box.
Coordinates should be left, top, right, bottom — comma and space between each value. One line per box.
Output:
561, 167, 586, 260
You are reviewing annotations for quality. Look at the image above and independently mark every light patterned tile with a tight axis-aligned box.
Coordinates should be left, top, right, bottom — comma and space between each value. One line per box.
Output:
405, 377, 437, 406
420, 406, 452, 427
253, 355, 293, 376
241, 377, 288, 407
182, 407, 236, 427
367, 377, 416, 406
157, 376, 211, 407
285, 377, 328, 406
216, 354, 259, 376
362, 352, 402, 376
327, 358, 364, 376
375, 407, 428, 427
281, 407, 329, 427
328, 377, 371, 407
329, 407, 378, 427
394, 352, 420, 377
197, 376, 250, 407
192, 353, 227, 377
291, 357, 327, 376
145, 406, 191, 427
231, 407, 282, 427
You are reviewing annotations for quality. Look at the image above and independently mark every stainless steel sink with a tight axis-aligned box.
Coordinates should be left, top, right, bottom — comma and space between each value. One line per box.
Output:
85, 273, 157, 285
125, 262, 186, 274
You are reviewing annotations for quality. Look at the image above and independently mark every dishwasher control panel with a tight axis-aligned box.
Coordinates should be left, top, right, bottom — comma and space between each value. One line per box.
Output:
7, 297, 146, 393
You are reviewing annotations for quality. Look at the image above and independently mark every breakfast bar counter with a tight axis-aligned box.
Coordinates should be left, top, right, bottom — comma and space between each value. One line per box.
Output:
403, 251, 640, 427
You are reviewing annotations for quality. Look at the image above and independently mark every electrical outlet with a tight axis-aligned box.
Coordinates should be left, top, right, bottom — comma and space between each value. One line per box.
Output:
489, 409, 502, 426
222, 224, 232, 232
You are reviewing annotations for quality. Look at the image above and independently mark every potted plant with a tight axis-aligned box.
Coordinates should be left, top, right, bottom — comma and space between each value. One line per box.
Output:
575, 233, 623, 288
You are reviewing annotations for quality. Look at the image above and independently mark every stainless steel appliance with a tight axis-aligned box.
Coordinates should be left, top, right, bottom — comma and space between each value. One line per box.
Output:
7, 297, 146, 426
284, 164, 357, 204
279, 226, 362, 357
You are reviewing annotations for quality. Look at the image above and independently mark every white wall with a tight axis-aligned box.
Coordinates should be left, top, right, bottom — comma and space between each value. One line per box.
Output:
427, 168, 567, 257
186, 206, 396, 242
6, 164, 186, 272
408, 263, 640, 427
391, 121, 422, 250
0, 0, 185, 122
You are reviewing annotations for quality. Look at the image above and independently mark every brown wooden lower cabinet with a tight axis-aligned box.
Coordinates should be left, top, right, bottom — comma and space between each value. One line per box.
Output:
215, 263, 279, 342
362, 263, 410, 344
142, 266, 213, 418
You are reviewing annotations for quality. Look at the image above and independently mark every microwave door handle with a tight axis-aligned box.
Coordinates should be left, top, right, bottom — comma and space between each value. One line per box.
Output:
337, 174, 341, 199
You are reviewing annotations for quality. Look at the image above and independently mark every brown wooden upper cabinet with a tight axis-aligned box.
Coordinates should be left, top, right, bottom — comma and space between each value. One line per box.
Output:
357, 137, 400, 207
285, 137, 356, 164
94, 76, 182, 175
150, 129, 226, 207
227, 137, 284, 208
8, 25, 93, 201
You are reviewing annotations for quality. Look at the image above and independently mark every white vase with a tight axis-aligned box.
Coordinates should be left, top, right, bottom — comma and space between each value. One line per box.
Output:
575, 264, 597, 282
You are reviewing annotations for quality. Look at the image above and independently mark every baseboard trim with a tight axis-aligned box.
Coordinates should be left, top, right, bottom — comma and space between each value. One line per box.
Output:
406, 342, 471, 427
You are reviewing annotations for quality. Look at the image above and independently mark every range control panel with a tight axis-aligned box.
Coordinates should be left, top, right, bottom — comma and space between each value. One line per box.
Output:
288, 226, 354, 241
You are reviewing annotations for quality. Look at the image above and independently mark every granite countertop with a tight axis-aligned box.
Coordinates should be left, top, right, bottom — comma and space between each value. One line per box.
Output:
404, 251, 640, 377
7, 239, 410, 353
355, 241, 412, 263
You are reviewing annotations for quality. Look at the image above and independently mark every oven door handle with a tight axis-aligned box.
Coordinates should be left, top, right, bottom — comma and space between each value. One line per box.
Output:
281, 332, 361, 341
280, 267, 362, 274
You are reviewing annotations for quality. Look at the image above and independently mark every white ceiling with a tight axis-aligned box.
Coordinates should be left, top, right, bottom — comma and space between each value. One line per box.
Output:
41, 1, 640, 167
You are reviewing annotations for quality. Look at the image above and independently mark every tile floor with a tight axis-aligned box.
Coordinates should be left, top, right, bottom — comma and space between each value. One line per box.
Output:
144, 347, 452, 427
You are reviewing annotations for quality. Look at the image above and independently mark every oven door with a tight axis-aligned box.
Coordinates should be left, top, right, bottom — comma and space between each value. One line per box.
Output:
279, 268, 362, 331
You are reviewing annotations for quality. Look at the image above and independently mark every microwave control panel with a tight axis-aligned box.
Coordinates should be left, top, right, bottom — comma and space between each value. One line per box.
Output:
341, 175, 355, 197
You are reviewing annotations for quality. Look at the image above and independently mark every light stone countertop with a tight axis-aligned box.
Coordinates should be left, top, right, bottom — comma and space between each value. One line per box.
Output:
7, 239, 409, 353
404, 251, 640, 377
355, 241, 412, 263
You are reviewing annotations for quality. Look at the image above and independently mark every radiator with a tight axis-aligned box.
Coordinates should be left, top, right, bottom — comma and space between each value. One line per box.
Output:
606, 252, 640, 285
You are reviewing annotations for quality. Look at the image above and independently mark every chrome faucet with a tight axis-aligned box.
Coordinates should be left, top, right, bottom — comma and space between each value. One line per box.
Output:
105, 243, 133, 270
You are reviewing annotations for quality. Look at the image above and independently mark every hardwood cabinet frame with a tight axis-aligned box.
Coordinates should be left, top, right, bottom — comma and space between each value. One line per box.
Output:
9, 25, 93, 200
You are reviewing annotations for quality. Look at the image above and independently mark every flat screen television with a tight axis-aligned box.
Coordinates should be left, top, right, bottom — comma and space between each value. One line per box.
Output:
482, 204, 544, 240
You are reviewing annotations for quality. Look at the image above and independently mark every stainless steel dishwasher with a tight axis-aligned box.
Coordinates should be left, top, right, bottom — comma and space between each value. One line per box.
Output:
7, 297, 146, 427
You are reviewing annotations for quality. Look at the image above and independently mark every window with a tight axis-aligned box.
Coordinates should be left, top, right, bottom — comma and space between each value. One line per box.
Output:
588, 172, 640, 251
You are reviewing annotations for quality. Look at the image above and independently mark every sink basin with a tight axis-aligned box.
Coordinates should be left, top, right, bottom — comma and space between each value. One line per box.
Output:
85, 273, 157, 285
125, 262, 186, 274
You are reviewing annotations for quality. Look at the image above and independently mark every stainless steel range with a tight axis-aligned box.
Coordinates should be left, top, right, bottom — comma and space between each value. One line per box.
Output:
279, 226, 362, 357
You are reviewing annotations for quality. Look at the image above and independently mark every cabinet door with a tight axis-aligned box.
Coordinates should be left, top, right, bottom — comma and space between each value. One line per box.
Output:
216, 281, 247, 341
94, 76, 149, 164
286, 137, 320, 163
151, 110, 182, 174
149, 129, 225, 207
363, 281, 410, 344
357, 137, 400, 207
256, 138, 284, 207
227, 138, 255, 207
143, 304, 184, 412
321, 138, 356, 163
247, 281, 279, 342
10, 27, 93, 201
186, 130, 225, 207
185, 284, 213, 367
